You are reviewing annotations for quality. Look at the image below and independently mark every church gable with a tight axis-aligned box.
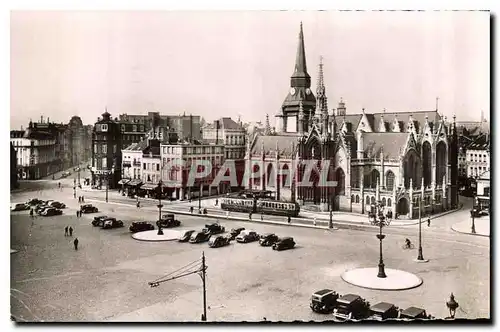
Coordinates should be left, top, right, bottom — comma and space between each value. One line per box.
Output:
403, 131, 419, 155
378, 115, 388, 132
391, 116, 401, 132
356, 111, 374, 133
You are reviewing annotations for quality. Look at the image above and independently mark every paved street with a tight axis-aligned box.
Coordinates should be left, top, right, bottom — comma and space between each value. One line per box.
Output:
11, 182, 490, 322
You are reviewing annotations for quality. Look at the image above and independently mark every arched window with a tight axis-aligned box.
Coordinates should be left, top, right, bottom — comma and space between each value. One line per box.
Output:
387, 198, 392, 207
355, 195, 360, 203
386, 171, 395, 191
351, 194, 354, 202
382, 197, 386, 206
365, 196, 369, 205
370, 169, 380, 188
371, 196, 376, 205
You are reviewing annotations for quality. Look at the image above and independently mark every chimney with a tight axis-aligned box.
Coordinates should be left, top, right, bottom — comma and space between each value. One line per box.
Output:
215, 120, 219, 145
41, 115, 43, 123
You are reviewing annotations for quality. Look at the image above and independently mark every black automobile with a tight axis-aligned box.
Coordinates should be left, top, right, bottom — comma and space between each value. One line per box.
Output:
202, 223, 225, 235
81, 204, 99, 214
272, 237, 295, 251
399, 306, 433, 320
36, 205, 51, 215
259, 233, 280, 246
189, 231, 211, 243
229, 227, 245, 240
41, 208, 63, 216
368, 302, 400, 321
92, 215, 108, 227
236, 230, 259, 243
310, 289, 339, 314
102, 218, 124, 229
129, 221, 155, 233
11, 203, 30, 211
332, 294, 371, 321
156, 214, 181, 228
50, 201, 66, 209
26, 198, 43, 206
178, 230, 196, 242
208, 235, 231, 248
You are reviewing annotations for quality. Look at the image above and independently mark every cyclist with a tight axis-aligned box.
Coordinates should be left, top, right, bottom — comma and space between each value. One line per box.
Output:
405, 238, 412, 249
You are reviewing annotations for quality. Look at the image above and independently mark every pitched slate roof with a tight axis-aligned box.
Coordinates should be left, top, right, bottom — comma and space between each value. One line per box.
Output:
123, 139, 148, 151
335, 114, 363, 131
362, 133, 409, 159
221, 117, 242, 130
250, 134, 298, 158
467, 134, 489, 150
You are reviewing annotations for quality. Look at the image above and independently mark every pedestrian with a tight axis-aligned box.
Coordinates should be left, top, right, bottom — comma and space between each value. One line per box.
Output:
215, 198, 218, 206
73, 237, 79, 250
249, 212, 252, 220
226, 211, 229, 219
427, 217, 431, 227
261, 214, 264, 221
78, 196, 81, 203
288, 216, 291, 224
76, 210, 79, 218
64, 226, 68, 236
82, 196, 84, 203
190, 206, 193, 214
313, 217, 317, 226
58, 182, 61, 188
30, 209, 34, 219
136, 201, 140, 209
69, 226, 73, 237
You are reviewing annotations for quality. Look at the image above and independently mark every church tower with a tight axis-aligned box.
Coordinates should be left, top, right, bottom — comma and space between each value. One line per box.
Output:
276, 22, 316, 134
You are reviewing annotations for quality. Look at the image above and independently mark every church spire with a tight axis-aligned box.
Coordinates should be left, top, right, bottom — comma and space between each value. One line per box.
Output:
291, 22, 311, 87
264, 114, 271, 135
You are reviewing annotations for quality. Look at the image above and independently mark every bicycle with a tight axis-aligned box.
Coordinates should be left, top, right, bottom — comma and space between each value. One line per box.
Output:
402, 243, 415, 250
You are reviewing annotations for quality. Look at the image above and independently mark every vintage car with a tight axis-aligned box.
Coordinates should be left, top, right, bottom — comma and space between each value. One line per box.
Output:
272, 237, 296, 251
208, 235, 232, 248
12, 203, 30, 211
368, 302, 400, 321
202, 223, 225, 235
50, 201, 66, 209
156, 214, 181, 228
62, 171, 72, 177
332, 294, 371, 321
310, 289, 339, 314
399, 306, 433, 320
229, 227, 245, 240
102, 218, 124, 229
26, 198, 43, 206
189, 231, 211, 243
129, 221, 155, 233
41, 208, 63, 217
36, 205, 52, 215
236, 230, 260, 243
259, 233, 280, 246
81, 204, 99, 214
92, 215, 108, 227
178, 230, 196, 242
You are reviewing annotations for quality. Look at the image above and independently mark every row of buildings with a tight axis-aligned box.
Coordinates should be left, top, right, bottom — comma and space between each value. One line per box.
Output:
10, 116, 93, 181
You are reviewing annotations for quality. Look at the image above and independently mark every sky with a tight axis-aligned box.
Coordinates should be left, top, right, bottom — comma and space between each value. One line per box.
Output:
10, 10, 490, 129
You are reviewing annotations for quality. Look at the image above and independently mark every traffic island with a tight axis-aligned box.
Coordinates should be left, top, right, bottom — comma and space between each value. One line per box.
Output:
132, 230, 182, 242
451, 218, 489, 237
341, 267, 423, 291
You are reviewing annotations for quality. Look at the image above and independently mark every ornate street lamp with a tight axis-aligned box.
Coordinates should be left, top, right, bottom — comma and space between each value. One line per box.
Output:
157, 180, 164, 236
446, 293, 459, 319
372, 200, 390, 278
416, 196, 427, 262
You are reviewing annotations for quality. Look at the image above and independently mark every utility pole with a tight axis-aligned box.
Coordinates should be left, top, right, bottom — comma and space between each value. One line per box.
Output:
201, 251, 207, 321
106, 171, 109, 203
199, 183, 203, 212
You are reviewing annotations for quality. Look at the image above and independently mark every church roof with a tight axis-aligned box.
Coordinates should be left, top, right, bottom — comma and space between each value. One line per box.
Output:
362, 133, 409, 159
291, 22, 309, 79
251, 134, 298, 158
282, 88, 316, 108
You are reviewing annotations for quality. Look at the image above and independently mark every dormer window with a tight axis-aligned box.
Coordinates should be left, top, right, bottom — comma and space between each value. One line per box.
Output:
101, 124, 108, 132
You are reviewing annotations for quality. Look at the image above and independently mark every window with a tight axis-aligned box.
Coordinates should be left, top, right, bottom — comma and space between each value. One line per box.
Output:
355, 195, 359, 203
365, 196, 369, 205
143, 163, 146, 170
102, 144, 107, 154
140, 125, 144, 132
101, 124, 108, 132
157, 164, 160, 171
102, 157, 107, 168
113, 144, 117, 153
94, 144, 98, 153
133, 125, 137, 132
387, 198, 392, 207
121, 124, 125, 132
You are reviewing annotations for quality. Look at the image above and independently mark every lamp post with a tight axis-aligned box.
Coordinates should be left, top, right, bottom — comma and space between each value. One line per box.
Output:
157, 180, 164, 236
416, 197, 427, 262
372, 200, 390, 278
446, 293, 459, 319
199, 182, 203, 213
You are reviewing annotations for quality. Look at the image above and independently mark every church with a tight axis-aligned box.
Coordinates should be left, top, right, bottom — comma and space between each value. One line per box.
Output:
245, 23, 459, 220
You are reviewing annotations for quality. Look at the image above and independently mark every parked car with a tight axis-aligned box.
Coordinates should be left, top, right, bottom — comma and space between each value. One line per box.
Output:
236, 230, 260, 243
208, 235, 232, 248
41, 208, 63, 217
129, 221, 155, 233
368, 302, 400, 321
81, 204, 99, 214
189, 231, 211, 243
50, 201, 66, 209
399, 306, 433, 320
272, 237, 296, 251
229, 227, 245, 240
36, 205, 51, 215
259, 233, 280, 246
102, 218, 124, 229
26, 198, 43, 206
62, 171, 71, 177
156, 214, 181, 228
92, 215, 108, 227
332, 294, 371, 321
310, 289, 339, 314
178, 230, 196, 242
12, 203, 30, 211
202, 223, 225, 235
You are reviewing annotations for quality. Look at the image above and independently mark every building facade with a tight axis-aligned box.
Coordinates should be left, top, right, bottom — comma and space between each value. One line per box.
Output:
68, 116, 93, 167
466, 134, 490, 178
247, 23, 459, 219
475, 170, 490, 212
11, 142, 18, 189
91, 111, 122, 189
10, 124, 58, 180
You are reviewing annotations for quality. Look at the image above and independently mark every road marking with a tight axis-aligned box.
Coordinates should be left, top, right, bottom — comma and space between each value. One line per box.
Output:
11, 293, 41, 321
11, 288, 31, 297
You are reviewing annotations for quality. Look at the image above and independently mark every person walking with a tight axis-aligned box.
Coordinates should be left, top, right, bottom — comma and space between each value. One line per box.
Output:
81, 196, 84, 203
215, 198, 218, 206
313, 217, 317, 226
226, 210, 229, 219
76, 210, 79, 218
287, 216, 291, 224
64, 226, 69, 236
78, 196, 81, 203
30, 209, 34, 219
190, 206, 194, 214
73, 238, 79, 250
249, 212, 252, 220
136, 201, 141, 209
69, 226, 73, 237
261, 214, 264, 221
427, 217, 431, 227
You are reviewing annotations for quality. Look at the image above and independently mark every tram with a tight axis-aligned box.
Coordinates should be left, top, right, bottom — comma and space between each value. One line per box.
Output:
220, 190, 300, 217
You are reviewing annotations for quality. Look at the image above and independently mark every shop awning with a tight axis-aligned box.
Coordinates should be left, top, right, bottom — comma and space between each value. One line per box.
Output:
140, 183, 159, 190
118, 179, 131, 185
127, 179, 143, 187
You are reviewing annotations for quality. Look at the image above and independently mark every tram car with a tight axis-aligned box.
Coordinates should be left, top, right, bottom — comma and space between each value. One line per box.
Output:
220, 190, 300, 217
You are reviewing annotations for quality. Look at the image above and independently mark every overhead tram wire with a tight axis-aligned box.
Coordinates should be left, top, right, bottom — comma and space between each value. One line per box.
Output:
149, 258, 202, 286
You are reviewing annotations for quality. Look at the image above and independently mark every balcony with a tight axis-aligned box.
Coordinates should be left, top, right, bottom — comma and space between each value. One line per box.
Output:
133, 161, 141, 167
123, 161, 131, 167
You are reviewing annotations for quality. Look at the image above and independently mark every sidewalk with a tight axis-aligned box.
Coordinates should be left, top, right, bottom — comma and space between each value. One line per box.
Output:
451, 217, 490, 237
